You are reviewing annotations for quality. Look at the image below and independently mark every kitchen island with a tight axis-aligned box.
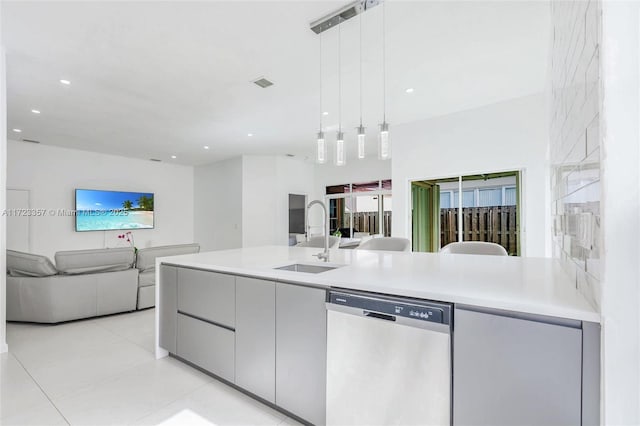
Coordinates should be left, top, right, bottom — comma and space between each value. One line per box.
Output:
155, 246, 600, 425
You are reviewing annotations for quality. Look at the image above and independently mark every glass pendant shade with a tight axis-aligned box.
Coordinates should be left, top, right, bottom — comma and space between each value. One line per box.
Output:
316, 131, 327, 164
378, 122, 391, 160
357, 125, 366, 159
335, 131, 346, 166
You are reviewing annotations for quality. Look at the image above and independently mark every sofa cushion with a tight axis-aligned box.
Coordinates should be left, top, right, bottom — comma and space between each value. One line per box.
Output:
7, 250, 58, 277
138, 270, 155, 288
55, 247, 135, 275
136, 243, 200, 272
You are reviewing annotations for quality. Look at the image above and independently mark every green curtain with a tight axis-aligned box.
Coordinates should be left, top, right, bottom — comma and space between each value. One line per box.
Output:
412, 184, 428, 252
432, 184, 440, 250
412, 182, 441, 252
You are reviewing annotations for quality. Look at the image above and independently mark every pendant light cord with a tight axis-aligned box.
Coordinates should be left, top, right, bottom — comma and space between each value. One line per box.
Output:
359, 12, 363, 127
338, 22, 342, 132
319, 33, 323, 131
382, 0, 387, 123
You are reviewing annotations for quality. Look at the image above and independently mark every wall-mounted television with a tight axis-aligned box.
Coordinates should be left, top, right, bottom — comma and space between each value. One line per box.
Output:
75, 189, 155, 232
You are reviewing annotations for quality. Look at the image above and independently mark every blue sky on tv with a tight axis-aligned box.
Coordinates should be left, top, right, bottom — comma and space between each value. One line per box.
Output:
76, 190, 154, 210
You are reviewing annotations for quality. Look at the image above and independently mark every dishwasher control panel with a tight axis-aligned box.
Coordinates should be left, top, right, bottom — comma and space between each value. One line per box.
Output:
329, 291, 450, 324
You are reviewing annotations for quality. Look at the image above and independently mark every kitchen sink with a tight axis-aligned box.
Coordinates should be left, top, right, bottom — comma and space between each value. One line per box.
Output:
275, 263, 340, 274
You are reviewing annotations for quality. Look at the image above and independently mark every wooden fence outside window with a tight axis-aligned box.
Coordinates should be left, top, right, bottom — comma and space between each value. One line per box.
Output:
440, 206, 518, 255
345, 212, 392, 237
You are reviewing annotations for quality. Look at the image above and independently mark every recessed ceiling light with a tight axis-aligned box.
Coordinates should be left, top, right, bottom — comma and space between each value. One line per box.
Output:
171, 155, 177, 159
248, 133, 253, 137
405, 88, 414, 93
60, 79, 71, 85
12, 128, 22, 133
31, 109, 41, 114
204, 146, 210, 150
323, 111, 329, 116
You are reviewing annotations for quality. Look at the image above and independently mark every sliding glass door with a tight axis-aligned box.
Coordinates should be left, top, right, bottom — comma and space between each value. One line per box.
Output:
411, 171, 521, 255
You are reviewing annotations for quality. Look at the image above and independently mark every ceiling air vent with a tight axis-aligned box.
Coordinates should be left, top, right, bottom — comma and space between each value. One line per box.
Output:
253, 77, 274, 88
22, 139, 40, 144
150, 158, 162, 162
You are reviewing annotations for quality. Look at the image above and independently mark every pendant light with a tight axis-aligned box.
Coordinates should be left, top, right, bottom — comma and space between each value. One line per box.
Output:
357, 12, 366, 159
336, 131, 345, 166
378, 0, 391, 160
316, 34, 327, 164
335, 22, 346, 166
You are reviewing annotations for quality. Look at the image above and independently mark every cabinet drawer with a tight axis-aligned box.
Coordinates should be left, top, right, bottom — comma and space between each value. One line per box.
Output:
177, 313, 235, 383
177, 268, 235, 327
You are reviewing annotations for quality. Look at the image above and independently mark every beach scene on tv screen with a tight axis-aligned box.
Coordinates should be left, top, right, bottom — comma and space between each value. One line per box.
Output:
76, 190, 154, 231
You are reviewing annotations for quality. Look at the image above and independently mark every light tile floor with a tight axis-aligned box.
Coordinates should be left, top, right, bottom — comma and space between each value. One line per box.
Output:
1, 309, 299, 426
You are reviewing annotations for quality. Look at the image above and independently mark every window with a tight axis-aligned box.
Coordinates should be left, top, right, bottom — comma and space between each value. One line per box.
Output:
440, 192, 451, 209
411, 172, 520, 255
504, 187, 517, 205
478, 188, 502, 207
452, 190, 476, 208
325, 180, 392, 237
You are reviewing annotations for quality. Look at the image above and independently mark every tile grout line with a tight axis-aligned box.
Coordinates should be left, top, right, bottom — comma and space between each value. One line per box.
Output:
15, 321, 154, 405
90, 318, 156, 356
127, 379, 214, 425
21, 347, 206, 425
9, 312, 230, 425
9, 353, 72, 426
88, 310, 157, 348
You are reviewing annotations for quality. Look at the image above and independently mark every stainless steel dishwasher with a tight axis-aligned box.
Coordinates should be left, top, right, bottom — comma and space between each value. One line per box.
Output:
326, 290, 452, 426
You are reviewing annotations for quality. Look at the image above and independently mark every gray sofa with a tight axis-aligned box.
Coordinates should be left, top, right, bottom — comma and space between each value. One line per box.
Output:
134, 243, 200, 309
6, 247, 138, 323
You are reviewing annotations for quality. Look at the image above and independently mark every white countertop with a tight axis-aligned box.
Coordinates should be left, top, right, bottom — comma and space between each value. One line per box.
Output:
158, 246, 600, 323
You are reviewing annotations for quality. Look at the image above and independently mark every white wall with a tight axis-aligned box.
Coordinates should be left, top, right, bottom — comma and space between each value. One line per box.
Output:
194, 155, 315, 250
194, 157, 243, 251
242, 155, 316, 247
7, 140, 195, 260
0, 43, 8, 353
242, 156, 278, 248
600, 1, 640, 423
392, 93, 549, 257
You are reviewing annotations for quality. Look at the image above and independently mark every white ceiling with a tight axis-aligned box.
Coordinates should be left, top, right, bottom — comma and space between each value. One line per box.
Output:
3, 1, 550, 165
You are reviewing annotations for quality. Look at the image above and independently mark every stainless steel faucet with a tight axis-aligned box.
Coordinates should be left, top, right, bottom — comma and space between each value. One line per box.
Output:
306, 200, 330, 262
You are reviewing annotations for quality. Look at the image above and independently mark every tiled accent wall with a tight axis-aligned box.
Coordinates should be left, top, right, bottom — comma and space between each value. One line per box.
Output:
550, 0, 601, 309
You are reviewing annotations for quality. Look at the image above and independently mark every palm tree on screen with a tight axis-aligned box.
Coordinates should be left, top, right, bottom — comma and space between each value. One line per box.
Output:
136, 195, 153, 211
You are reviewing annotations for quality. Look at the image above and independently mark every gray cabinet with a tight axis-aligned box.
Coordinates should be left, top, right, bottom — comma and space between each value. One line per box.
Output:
158, 265, 177, 353
160, 265, 329, 424
177, 313, 235, 383
235, 277, 276, 403
177, 268, 235, 327
453, 306, 582, 426
275, 283, 327, 426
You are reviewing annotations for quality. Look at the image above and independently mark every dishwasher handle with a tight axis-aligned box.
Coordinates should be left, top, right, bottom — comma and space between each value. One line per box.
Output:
364, 310, 396, 322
